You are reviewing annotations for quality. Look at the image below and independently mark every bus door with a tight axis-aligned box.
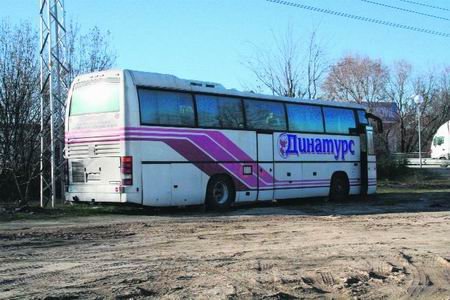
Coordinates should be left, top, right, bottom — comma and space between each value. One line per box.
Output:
257, 133, 275, 200
359, 125, 372, 196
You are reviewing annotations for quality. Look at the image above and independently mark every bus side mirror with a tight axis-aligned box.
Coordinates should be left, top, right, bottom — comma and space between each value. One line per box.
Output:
366, 113, 383, 133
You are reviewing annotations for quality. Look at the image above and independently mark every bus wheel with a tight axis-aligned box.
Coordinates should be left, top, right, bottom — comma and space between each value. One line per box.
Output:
206, 175, 235, 210
329, 173, 349, 201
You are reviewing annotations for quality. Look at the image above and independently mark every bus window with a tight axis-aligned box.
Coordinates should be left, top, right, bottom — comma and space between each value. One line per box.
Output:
286, 104, 324, 133
244, 100, 287, 131
323, 107, 356, 134
70, 80, 120, 116
196, 95, 244, 129
138, 89, 195, 126
357, 110, 368, 125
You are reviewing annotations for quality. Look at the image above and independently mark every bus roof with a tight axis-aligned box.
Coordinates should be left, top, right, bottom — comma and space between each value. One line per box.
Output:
75, 69, 366, 110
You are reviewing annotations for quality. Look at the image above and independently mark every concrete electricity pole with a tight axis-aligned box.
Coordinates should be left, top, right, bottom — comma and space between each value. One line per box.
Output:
39, 0, 69, 208
414, 94, 424, 169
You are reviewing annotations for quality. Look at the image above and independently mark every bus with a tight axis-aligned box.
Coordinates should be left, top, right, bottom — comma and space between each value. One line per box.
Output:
65, 69, 382, 209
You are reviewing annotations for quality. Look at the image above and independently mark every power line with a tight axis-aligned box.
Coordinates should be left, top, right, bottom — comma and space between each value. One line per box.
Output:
265, 0, 450, 38
361, 0, 450, 22
398, 0, 450, 13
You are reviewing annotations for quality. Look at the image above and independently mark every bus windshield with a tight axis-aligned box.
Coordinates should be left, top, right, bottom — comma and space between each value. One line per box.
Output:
70, 79, 120, 116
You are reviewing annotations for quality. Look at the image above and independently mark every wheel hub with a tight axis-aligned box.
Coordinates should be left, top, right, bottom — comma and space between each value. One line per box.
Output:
213, 181, 229, 204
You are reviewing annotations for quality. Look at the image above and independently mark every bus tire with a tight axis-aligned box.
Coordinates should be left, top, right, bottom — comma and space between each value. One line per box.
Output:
205, 175, 235, 210
329, 172, 349, 202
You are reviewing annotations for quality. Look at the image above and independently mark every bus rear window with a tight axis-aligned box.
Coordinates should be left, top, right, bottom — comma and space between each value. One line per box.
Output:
70, 80, 120, 116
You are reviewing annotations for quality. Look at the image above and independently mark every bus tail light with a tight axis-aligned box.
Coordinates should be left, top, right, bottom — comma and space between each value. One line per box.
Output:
120, 156, 133, 185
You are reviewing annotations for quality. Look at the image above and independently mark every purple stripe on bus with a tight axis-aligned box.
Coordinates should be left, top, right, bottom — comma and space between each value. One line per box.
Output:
68, 126, 256, 162
127, 137, 259, 189
67, 130, 269, 187
67, 130, 247, 164
132, 128, 256, 163
66, 127, 377, 190
65, 133, 123, 140
66, 135, 376, 177
163, 139, 250, 191
66, 136, 377, 184
125, 127, 253, 160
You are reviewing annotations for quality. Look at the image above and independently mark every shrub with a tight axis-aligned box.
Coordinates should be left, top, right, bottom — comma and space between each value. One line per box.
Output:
376, 154, 409, 180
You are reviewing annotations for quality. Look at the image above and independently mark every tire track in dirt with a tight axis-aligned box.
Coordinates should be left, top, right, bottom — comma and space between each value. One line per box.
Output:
0, 211, 449, 299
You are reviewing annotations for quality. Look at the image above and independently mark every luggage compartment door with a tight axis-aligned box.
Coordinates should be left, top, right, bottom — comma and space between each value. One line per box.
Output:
142, 164, 171, 206
171, 164, 203, 205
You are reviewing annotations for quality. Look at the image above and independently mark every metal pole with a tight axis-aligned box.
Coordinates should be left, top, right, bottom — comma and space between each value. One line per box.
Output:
48, 1, 56, 208
418, 107, 422, 168
39, 0, 45, 208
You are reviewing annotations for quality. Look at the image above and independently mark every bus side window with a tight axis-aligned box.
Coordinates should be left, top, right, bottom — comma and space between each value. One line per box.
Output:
138, 89, 195, 126
286, 104, 324, 133
196, 95, 244, 129
323, 107, 356, 134
244, 100, 287, 131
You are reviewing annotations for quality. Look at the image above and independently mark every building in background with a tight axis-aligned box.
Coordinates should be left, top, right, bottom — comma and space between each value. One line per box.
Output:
362, 102, 400, 153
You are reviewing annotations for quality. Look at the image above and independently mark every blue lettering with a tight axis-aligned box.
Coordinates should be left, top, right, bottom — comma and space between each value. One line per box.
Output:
333, 140, 341, 160
298, 138, 307, 153
279, 133, 357, 160
286, 134, 299, 156
306, 138, 315, 153
341, 140, 348, 160
315, 138, 322, 153
323, 139, 334, 154
349, 140, 355, 155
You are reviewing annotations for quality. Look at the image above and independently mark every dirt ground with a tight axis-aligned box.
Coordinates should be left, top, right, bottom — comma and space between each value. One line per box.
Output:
1, 186, 450, 299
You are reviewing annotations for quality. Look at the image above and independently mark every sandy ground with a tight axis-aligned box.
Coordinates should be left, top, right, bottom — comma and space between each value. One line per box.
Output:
1, 189, 450, 299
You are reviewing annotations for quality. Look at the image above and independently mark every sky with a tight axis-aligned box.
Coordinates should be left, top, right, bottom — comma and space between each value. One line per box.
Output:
2, 0, 450, 90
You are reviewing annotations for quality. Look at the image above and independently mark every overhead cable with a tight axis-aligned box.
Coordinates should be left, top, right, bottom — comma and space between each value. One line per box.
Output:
398, 0, 450, 13
361, 0, 449, 22
265, 0, 450, 38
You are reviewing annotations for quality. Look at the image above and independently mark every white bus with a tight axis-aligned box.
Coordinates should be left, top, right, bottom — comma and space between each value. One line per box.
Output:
65, 69, 381, 209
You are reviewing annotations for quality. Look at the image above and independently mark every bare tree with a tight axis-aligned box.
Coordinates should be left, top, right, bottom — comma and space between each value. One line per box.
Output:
0, 19, 117, 206
408, 69, 450, 153
66, 22, 117, 83
385, 66, 450, 154
306, 31, 328, 99
0, 21, 40, 205
243, 26, 328, 99
323, 54, 389, 108
386, 61, 415, 152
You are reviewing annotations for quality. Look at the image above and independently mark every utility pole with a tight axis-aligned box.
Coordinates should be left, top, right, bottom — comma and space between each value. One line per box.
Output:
40, 0, 69, 208
414, 95, 424, 169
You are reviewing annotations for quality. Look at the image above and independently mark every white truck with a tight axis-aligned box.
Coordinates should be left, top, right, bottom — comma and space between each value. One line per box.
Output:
431, 120, 450, 160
